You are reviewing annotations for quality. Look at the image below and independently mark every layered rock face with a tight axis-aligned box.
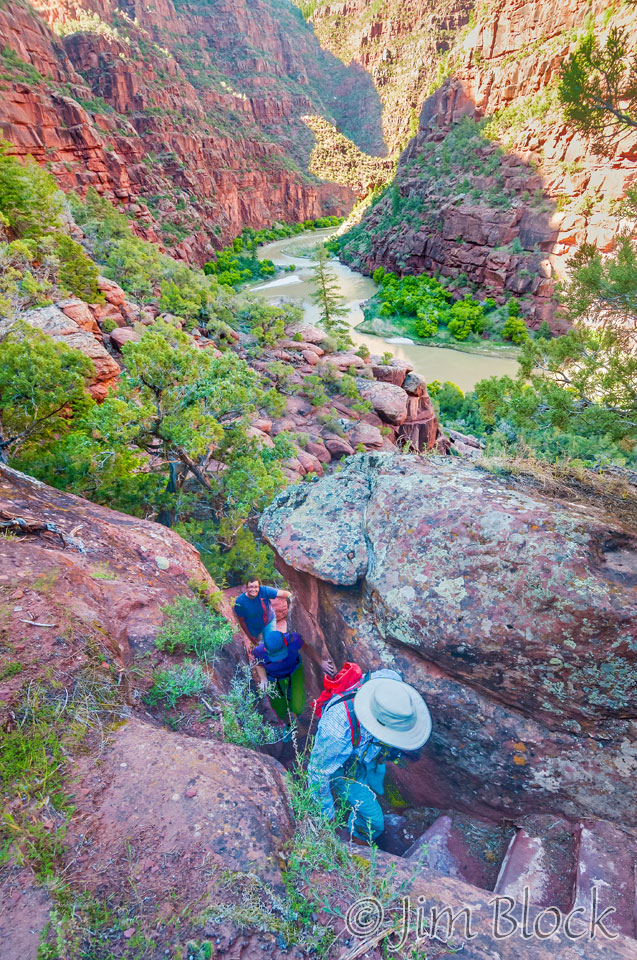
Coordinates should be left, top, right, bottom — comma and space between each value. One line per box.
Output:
0, 0, 386, 260
306, 0, 474, 152
261, 453, 637, 831
324, 0, 637, 327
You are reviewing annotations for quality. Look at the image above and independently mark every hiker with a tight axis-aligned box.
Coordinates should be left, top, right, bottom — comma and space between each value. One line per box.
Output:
234, 577, 292, 648
251, 629, 335, 723
307, 669, 431, 845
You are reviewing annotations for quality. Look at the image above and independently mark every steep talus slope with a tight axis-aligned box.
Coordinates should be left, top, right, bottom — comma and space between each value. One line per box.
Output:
0, 0, 386, 260
323, 0, 637, 325
261, 452, 637, 830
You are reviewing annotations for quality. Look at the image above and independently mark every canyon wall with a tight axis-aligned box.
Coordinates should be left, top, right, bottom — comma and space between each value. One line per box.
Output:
316, 0, 637, 326
0, 0, 387, 261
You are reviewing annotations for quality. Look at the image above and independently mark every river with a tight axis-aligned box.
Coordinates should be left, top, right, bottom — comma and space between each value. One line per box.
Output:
249, 229, 520, 392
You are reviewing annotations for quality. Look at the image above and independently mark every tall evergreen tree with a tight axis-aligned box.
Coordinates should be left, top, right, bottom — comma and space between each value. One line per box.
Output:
310, 244, 352, 349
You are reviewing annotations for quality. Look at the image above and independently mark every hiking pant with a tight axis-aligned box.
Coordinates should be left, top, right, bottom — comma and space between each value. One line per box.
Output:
269, 662, 305, 721
331, 759, 386, 843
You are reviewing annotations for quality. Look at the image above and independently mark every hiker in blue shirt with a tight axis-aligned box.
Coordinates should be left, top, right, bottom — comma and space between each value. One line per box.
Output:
307, 670, 432, 845
234, 576, 291, 647
251, 629, 335, 723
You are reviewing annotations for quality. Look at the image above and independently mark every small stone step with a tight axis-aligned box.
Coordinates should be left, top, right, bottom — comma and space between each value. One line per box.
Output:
494, 815, 578, 913
574, 820, 636, 939
404, 813, 508, 889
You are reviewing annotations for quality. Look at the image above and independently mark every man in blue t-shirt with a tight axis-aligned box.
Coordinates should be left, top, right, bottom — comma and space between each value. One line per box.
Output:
234, 576, 292, 647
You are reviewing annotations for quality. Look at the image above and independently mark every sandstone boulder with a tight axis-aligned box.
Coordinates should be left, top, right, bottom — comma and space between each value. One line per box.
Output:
261, 453, 637, 830
403, 371, 429, 396
296, 448, 323, 475
324, 352, 366, 372
97, 275, 126, 306
65, 718, 294, 895
324, 435, 355, 458
305, 440, 331, 463
285, 319, 324, 344
346, 420, 384, 449
110, 326, 142, 349
57, 297, 101, 336
355, 378, 408, 425
371, 358, 413, 386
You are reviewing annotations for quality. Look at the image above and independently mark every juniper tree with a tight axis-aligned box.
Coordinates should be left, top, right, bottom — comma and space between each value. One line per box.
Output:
559, 27, 637, 155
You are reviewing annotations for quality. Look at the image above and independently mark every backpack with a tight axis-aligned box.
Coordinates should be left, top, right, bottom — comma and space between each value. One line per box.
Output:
313, 662, 366, 747
312, 662, 363, 718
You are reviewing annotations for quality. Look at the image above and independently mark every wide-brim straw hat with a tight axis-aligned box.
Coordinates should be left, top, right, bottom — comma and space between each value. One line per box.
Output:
354, 677, 432, 750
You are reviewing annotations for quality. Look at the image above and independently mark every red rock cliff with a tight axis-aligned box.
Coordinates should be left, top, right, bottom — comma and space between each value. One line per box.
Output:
313, 0, 637, 326
0, 0, 386, 260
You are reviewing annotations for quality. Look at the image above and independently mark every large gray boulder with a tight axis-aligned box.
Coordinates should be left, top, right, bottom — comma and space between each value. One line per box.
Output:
261, 453, 637, 830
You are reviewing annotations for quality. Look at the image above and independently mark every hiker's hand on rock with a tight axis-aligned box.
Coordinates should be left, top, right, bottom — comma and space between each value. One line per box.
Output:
321, 656, 336, 677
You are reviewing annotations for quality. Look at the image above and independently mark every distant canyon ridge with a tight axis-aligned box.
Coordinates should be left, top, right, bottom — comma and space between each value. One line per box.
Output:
1, 0, 636, 322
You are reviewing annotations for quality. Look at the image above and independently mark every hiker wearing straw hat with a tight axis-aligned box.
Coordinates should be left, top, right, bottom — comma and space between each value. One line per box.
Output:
307, 669, 432, 845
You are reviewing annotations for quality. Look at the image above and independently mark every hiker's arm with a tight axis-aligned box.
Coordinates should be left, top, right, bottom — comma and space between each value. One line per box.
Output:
303, 642, 336, 677
307, 729, 351, 820
245, 643, 269, 691
275, 588, 292, 600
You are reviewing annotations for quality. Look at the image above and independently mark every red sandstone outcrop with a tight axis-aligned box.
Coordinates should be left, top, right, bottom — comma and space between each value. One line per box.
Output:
0, 0, 366, 262
0, 463, 239, 714
330, 0, 637, 327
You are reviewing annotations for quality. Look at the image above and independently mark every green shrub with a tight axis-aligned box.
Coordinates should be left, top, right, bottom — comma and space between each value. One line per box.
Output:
507, 297, 520, 317
219, 665, 279, 747
447, 296, 485, 340
56, 235, 103, 303
536, 319, 552, 339
300, 374, 328, 407
0, 138, 63, 238
144, 660, 208, 708
155, 596, 233, 662
101, 317, 118, 334
502, 314, 529, 343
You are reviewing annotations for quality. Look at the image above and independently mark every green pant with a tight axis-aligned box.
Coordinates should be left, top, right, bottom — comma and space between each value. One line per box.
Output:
331, 759, 386, 842
269, 662, 305, 721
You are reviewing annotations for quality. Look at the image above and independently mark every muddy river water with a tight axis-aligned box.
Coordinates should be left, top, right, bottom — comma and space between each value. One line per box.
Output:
249, 229, 520, 392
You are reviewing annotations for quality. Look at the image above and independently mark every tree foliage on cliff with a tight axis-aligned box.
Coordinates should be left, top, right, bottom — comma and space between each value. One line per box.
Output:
558, 27, 637, 155
455, 237, 637, 466
0, 140, 63, 238
0, 141, 103, 310
0, 322, 94, 463
10, 322, 292, 583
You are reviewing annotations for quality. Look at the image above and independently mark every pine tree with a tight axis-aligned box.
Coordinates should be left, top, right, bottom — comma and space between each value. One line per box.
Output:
310, 244, 352, 349
558, 27, 637, 155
